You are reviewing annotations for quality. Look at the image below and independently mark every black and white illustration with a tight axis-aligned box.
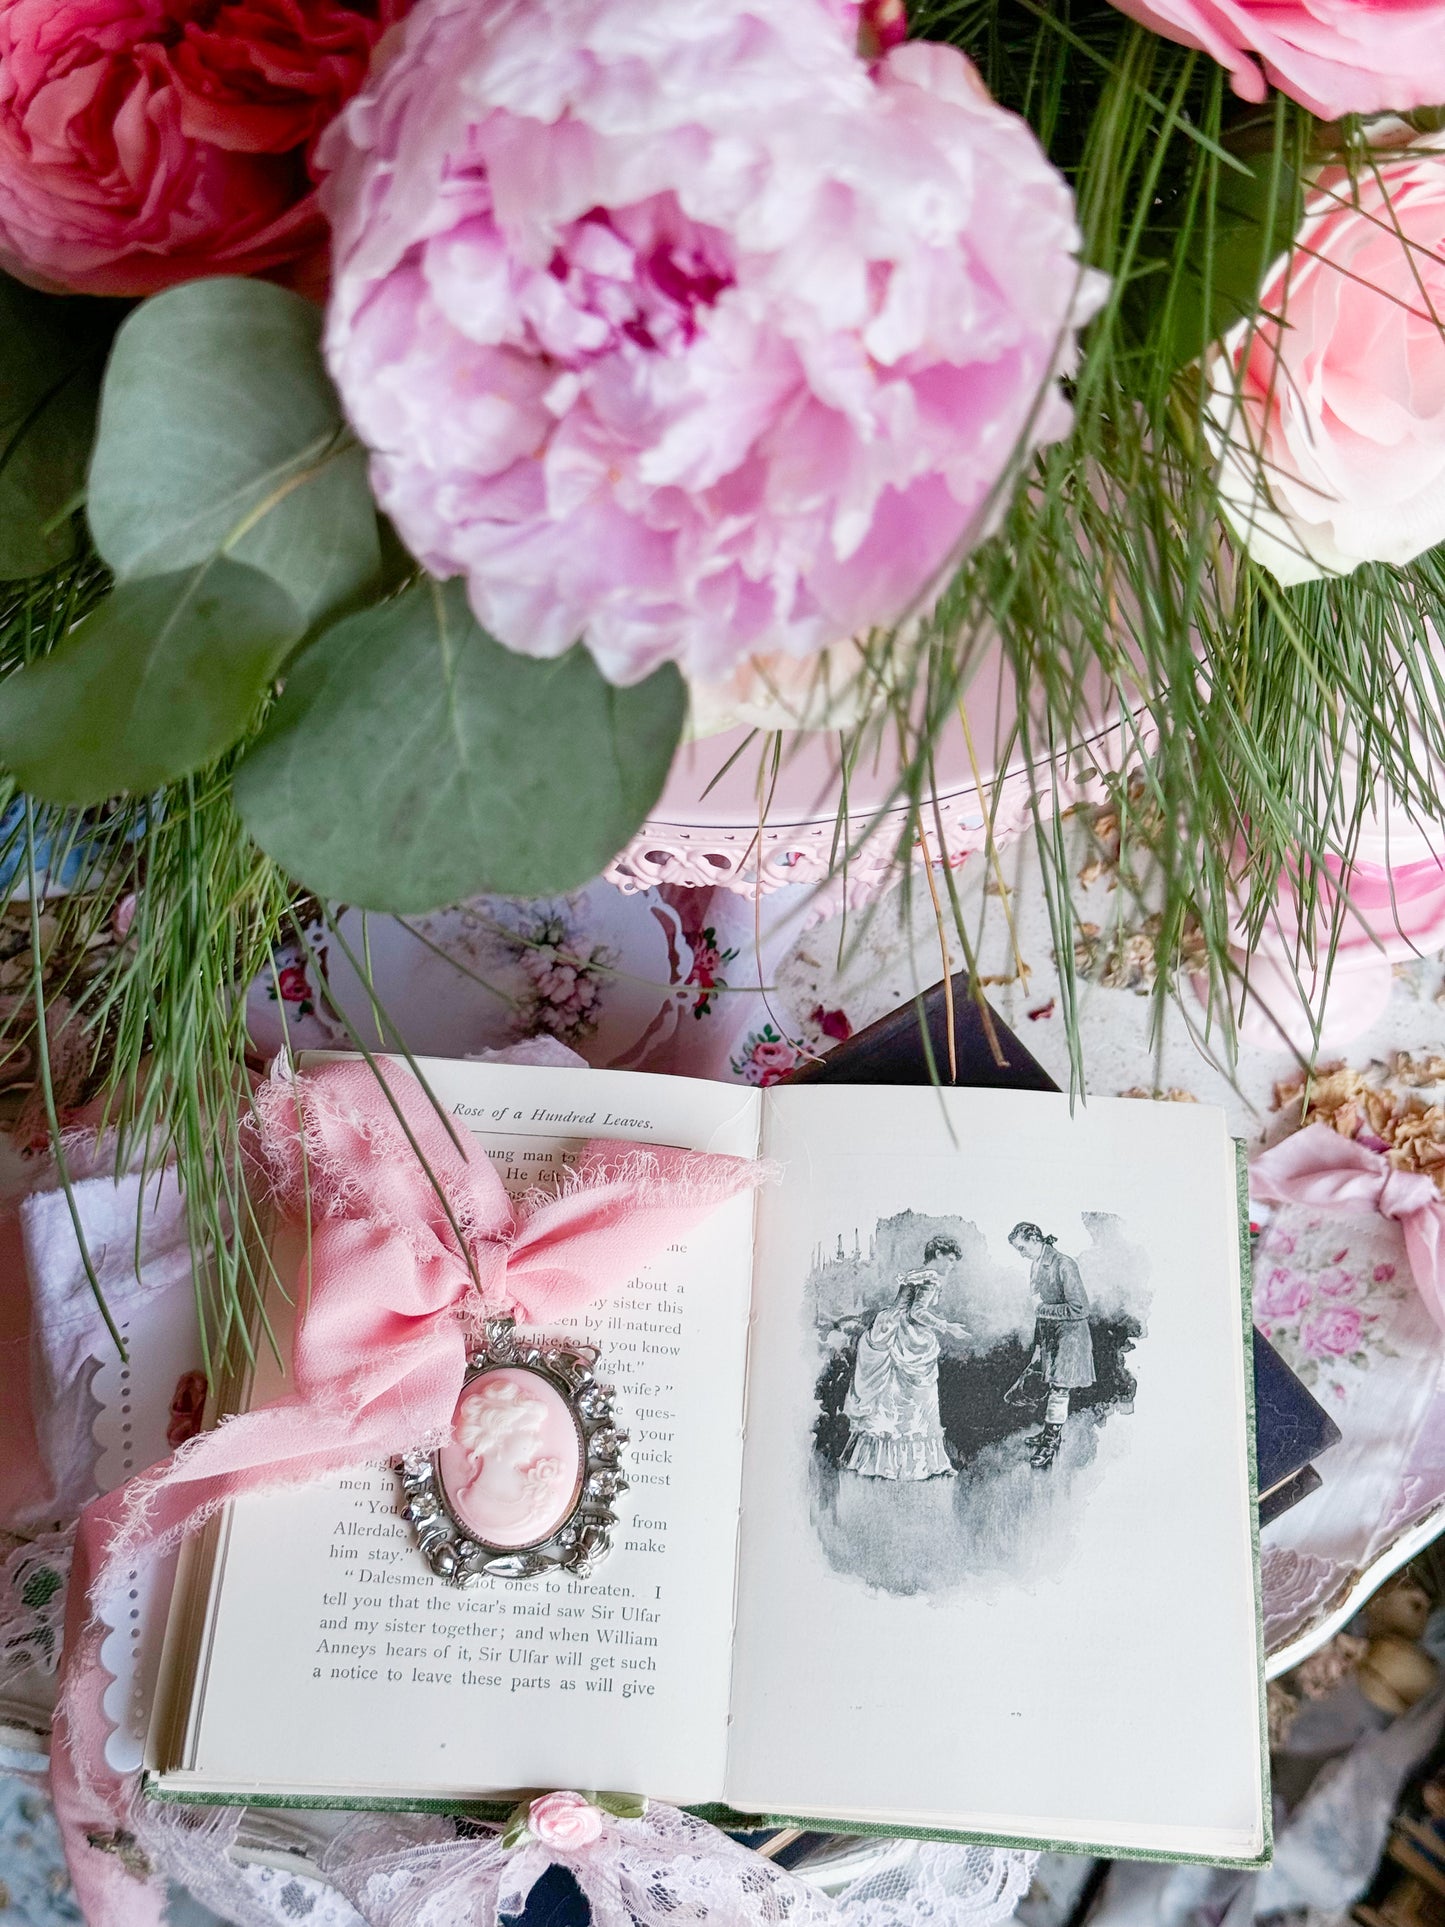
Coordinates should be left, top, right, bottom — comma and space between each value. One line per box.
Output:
808, 1208, 1151, 1592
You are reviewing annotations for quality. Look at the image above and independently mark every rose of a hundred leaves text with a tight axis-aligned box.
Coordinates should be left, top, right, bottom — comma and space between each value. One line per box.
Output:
320, 0, 1104, 684
0, 0, 405, 297
1207, 141, 1445, 586
1107, 0, 1445, 120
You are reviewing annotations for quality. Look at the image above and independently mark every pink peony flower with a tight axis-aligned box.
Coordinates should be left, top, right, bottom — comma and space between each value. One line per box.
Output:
1257, 1265, 1311, 1319
528, 1792, 604, 1851
1300, 1305, 1364, 1357
320, 0, 1104, 684
1207, 138, 1445, 586
1107, 0, 1445, 119
0, 0, 404, 297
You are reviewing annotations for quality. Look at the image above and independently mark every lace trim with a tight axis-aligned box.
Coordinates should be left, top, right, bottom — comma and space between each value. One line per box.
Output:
1, 1527, 73, 1682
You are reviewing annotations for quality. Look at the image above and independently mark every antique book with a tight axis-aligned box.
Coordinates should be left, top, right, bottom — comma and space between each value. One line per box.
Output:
794, 970, 1341, 1525
146, 1055, 1268, 1865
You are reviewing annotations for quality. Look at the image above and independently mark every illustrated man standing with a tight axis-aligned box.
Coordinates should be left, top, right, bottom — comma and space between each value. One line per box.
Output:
1004, 1222, 1095, 1469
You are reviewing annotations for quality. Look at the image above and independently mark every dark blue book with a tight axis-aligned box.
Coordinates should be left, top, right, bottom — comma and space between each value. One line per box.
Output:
790, 973, 1340, 1522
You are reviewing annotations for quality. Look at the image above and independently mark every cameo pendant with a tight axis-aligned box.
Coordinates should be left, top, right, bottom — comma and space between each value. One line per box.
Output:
397, 1317, 627, 1584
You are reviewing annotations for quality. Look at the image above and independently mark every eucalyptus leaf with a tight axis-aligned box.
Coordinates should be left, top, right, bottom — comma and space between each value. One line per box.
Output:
0, 559, 303, 804
0, 276, 120, 579
233, 579, 686, 911
87, 278, 379, 627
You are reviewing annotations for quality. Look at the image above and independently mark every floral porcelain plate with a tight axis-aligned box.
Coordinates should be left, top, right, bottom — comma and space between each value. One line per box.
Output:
246, 883, 695, 1071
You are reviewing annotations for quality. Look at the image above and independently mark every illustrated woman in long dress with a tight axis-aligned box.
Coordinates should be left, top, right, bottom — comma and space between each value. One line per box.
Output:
837, 1236, 970, 1481
1004, 1221, 1096, 1468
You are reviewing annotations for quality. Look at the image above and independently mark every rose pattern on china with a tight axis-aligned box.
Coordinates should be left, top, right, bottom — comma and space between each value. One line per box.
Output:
320, 0, 1105, 685
0, 0, 408, 297
687, 927, 739, 1021
1106, 0, 1445, 120
527, 1792, 605, 1852
730, 1024, 804, 1086
1207, 136, 1445, 587
264, 942, 327, 1021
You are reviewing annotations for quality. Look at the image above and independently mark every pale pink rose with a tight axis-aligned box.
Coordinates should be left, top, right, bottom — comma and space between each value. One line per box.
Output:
1207, 139, 1445, 586
1262, 1227, 1296, 1257
1301, 1306, 1364, 1358
320, 0, 1105, 684
1258, 1265, 1311, 1319
1315, 1267, 1359, 1302
0, 0, 405, 297
1108, 0, 1445, 119
528, 1792, 604, 1851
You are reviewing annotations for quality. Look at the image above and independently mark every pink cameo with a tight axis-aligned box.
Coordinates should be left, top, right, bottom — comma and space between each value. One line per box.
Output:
528, 1792, 605, 1850
438, 1368, 583, 1550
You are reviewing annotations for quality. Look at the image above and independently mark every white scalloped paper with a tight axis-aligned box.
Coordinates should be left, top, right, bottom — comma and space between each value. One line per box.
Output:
93, 1279, 203, 1775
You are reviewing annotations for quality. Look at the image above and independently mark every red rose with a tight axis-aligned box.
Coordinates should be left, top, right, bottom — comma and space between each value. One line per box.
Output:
0, 0, 405, 296
276, 962, 311, 1002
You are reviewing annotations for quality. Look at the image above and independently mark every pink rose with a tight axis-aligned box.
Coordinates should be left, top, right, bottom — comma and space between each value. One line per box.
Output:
1301, 1306, 1364, 1358
528, 1792, 604, 1851
1107, 0, 1445, 119
751, 1039, 798, 1080
1208, 139, 1445, 585
1257, 1265, 1310, 1319
0, 0, 404, 297
321, 0, 1104, 684
275, 962, 312, 1003
1373, 1263, 1398, 1284
1315, 1267, 1359, 1302
1262, 1227, 1296, 1257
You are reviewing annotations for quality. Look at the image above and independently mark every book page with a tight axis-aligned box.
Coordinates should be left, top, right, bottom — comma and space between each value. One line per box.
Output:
153, 1059, 760, 1805
726, 1086, 1263, 1860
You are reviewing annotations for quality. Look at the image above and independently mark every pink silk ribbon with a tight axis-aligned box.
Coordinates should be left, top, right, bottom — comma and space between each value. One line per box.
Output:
51, 1057, 768, 1927
1251, 1120, 1445, 1330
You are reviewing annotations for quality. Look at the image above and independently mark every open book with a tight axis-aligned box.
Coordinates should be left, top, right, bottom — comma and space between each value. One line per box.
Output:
147, 1056, 1267, 1864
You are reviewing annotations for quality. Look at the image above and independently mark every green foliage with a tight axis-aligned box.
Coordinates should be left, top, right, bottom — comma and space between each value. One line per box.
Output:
0, 560, 302, 804
593, 1792, 648, 1820
87, 277, 379, 628
0, 276, 120, 580
233, 579, 686, 911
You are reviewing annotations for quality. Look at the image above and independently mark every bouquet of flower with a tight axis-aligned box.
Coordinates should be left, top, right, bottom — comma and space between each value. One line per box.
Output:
3, 0, 1445, 1345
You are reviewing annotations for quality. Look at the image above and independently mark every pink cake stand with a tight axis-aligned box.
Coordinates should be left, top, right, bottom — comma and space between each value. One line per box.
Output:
606, 648, 1147, 915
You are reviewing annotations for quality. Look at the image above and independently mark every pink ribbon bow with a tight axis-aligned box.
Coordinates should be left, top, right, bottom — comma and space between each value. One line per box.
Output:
1251, 1120, 1445, 1330
52, 1058, 767, 1927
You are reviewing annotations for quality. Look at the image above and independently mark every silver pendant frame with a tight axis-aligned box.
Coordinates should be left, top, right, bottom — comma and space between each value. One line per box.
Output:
396, 1316, 628, 1584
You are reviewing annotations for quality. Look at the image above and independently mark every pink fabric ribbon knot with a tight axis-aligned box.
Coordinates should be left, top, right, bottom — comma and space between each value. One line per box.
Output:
1251, 1121, 1445, 1330
51, 1057, 768, 1927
